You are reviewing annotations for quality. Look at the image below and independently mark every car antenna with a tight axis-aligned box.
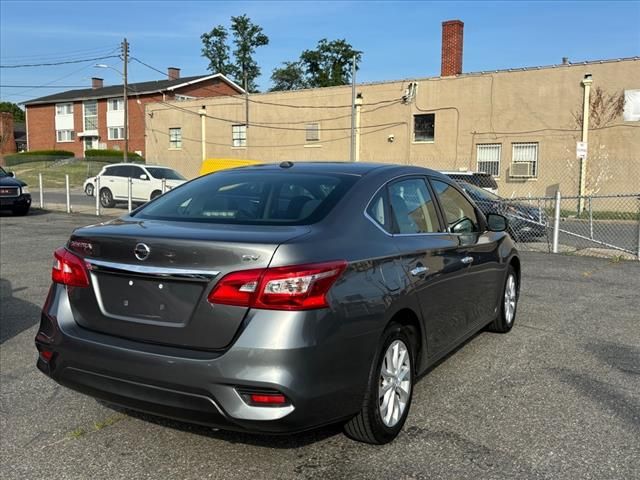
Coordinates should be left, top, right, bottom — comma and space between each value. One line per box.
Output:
279, 161, 294, 169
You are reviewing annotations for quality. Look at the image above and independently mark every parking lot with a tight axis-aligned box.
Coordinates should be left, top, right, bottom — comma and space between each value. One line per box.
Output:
1, 211, 639, 479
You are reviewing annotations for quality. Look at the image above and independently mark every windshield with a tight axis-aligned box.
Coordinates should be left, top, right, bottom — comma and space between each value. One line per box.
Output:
145, 167, 186, 180
134, 170, 359, 225
460, 181, 500, 201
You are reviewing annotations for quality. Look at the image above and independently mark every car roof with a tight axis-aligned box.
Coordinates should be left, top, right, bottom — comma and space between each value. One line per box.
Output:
102, 163, 174, 168
222, 161, 450, 179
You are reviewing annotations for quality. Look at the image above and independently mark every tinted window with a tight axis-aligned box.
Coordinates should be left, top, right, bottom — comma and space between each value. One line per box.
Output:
135, 171, 358, 225
431, 179, 479, 234
102, 166, 116, 177
130, 166, 146, 179
447, 173, 498, 190
388, 178, 440, 234
366, 190, 391, 232
145, 167, 185, 180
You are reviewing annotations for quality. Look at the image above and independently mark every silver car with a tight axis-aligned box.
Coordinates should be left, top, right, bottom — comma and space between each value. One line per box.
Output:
36, 162, 520, 444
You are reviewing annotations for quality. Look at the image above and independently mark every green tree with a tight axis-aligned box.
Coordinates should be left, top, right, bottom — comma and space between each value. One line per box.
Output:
270, 39, 362, 91
201, 15, 269, 92
0, 101, 25, 123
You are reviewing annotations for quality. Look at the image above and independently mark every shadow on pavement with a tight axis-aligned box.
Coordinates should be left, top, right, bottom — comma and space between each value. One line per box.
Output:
0, 277, 42, 343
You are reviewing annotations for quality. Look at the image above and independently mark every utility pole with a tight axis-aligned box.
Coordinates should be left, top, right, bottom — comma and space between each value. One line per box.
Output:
350, 55, 356, 162
122, 38, 129, 163
578, 73, 593, 213
244, 68, 249, 131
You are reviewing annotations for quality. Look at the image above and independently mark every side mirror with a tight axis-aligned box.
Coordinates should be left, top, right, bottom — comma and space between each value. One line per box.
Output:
486, 213, 508, 232
8, 171, 15, 178
140, 174, 148, 180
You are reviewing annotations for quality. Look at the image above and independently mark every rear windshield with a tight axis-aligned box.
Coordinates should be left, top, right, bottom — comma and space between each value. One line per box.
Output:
145, 167, 186, 180
134, 171, 359, 225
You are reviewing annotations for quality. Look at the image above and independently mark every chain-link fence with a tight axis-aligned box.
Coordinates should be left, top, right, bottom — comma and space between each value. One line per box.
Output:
495, 193, 640, 261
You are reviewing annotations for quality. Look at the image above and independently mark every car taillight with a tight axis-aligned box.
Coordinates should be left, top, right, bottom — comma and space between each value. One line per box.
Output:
52, 247, 90, 287
207, 260, 347, 311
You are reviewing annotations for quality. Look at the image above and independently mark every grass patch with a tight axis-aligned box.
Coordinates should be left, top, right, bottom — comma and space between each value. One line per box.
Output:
12, 160, 108, 189
69, 427, 87, 439
93, 415, 124, 431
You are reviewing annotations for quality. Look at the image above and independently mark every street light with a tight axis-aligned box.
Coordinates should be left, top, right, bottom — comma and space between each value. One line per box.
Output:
95, 63, 128, 162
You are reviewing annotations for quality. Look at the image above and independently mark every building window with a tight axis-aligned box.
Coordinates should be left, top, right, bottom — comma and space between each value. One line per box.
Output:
83, 100, 98, 131
108, 127, 125, 140
107, 98, 124, 111
55, 103, 73, 115
305, 123, 320, 142
414, 114, 435, 142
175, 94, 196, 102
232, 124, 247, 147
477, 144, 501, 177
169, 128, 182, 149
56, 130, 75, 142
623, 89, 640, 121
510, 142, 538, 178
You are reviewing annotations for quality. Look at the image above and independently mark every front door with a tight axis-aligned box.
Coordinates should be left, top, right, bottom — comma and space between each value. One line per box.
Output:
83, 136, 98, 152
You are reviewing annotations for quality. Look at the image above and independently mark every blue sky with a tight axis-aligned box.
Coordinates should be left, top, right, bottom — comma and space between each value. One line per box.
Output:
1, 0, 639, 104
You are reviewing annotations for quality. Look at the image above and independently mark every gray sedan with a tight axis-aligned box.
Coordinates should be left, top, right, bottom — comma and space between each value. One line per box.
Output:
36, 162, 520, 444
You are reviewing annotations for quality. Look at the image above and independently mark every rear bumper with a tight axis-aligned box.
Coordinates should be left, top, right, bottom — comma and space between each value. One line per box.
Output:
36, 284, 377, 434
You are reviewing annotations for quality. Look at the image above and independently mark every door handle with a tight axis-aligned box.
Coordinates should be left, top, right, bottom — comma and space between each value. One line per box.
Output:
461, 256, 474, 265
410, 265, 429, 276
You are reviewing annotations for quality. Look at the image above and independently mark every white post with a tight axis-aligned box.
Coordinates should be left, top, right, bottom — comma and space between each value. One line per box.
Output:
552, 190, 562, 254
578, 74, 593, 213
95, 176, 101, 216
127, 177, 132, 213
588, 196, 593, 240
354, 95, 363, 162
65, 174, 71, 213
161, 178, 166, 194
199, 106, 207, 162
38, 173, 44, 208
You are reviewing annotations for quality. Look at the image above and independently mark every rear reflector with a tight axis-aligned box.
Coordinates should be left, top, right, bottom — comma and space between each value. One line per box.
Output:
52, 247, 90, 288
207, 260, 347, 311
38, 349, 54, 362
249, 393, 287, 405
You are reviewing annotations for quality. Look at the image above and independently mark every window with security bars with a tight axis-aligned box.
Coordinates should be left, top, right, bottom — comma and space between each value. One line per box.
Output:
305, 123, 320, 142
83, 100, 98, 131
169, 128, 182, 149
232, 124, 247, 147
511, 142, 538, 177
477, 144, 501, 177
414, 114, 435, 142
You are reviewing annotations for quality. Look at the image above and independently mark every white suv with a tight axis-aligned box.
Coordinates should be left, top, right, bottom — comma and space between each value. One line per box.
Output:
83, 163, 186, 208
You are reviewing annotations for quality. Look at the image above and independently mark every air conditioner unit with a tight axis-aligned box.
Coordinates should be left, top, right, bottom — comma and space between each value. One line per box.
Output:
510, 162, 534, 178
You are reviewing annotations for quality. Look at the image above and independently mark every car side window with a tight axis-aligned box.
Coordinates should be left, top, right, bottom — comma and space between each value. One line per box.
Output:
130, 166, 145, 179
388, 178, 440, 234
430, 179, 479, 234
102, 167, 114, 177
366, 190, 392, 232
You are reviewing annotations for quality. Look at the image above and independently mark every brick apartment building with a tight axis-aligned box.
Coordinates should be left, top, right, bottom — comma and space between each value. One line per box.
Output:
22, 68, 244, 157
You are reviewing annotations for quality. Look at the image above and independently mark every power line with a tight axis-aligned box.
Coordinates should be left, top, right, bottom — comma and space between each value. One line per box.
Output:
0, 54, 120, 68
0, 45, 119, 62
1, 85, 90, 88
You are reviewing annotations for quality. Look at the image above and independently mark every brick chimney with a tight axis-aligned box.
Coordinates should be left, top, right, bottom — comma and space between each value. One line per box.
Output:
441, 20, 464, 77
91, 77, 104, 89
167, 67, 180, 80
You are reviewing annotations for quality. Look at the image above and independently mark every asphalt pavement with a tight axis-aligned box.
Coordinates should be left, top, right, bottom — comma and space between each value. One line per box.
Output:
1, 212, 639, 480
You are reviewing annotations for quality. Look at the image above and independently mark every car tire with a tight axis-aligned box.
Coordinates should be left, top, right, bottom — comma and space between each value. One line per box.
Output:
487, 265, 518, 333
85, 184, 94, 197
99, 188, 115, 208
344, 323, 414, 444
150, 190, 162, 201
12, 206, 30, 216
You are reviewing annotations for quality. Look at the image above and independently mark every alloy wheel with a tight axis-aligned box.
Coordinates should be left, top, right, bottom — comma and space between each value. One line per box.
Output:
504, 274, 517, 325
378, 339, 411, 428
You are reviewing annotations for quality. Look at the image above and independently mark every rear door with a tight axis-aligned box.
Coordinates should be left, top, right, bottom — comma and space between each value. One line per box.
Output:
383, 176, 468, 357
102, 165, 127, 199
130, 165, 151, 201
429, 178, 502, 330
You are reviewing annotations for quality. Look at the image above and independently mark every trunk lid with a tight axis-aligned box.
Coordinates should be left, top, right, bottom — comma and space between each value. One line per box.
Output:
67, 218, 309, 350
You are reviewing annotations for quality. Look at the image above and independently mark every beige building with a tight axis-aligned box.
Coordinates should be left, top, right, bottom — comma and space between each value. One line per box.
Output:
145, 22, 639, 198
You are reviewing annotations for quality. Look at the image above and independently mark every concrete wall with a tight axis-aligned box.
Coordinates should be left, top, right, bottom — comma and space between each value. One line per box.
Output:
145, 58, 640, 196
